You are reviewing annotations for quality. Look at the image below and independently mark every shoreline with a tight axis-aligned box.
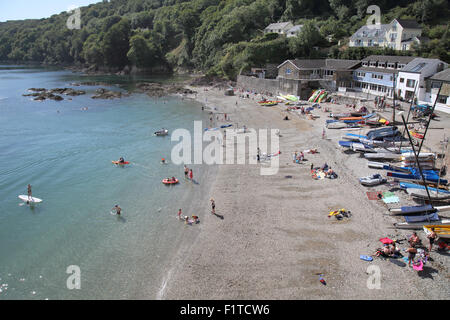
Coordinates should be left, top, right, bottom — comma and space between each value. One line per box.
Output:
161, 85, 449, 299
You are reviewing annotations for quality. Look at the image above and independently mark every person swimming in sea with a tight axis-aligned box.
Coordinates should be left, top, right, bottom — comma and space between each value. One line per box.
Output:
118, 157, 125, 164
112, 205, 122, 216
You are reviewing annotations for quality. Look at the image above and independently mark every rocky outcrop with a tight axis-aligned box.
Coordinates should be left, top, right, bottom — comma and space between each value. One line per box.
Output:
91, 88, 130, 99
23, 87, 86, 101
133, 82, 196, 97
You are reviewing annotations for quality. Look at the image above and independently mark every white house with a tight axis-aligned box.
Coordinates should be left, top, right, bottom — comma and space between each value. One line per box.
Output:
264, 22, 294, 36
286, 25, 303, 38
397, 58, 447, 103
349, 19, 425, 51
426, 68, 450, 113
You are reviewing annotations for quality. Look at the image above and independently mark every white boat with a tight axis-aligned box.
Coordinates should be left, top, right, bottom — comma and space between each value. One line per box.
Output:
406, 188, 450, 201
389, 205, 450, 215
394, 212, 450, 229
359, 174, 387, 186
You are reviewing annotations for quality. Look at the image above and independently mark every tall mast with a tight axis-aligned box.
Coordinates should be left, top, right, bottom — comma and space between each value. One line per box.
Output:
401, 114, 433, 212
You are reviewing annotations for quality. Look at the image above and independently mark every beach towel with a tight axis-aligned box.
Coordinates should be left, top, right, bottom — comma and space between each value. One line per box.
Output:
366, 191, 383, 200
382, 191, 399, 204
382, 196, 400, 204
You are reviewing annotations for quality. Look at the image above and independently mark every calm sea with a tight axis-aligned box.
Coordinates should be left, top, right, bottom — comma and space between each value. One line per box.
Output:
0, 65, 212, 299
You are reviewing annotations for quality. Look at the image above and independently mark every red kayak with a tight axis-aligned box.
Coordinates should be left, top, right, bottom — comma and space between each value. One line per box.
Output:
112, 161, 130, 165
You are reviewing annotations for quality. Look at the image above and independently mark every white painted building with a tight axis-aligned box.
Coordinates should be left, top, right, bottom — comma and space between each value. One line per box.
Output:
426, 68, 450, 113
349, 19, 427, 51
264, 22, 294, 36
286, 25, 303, 38
397, 58, 447, 103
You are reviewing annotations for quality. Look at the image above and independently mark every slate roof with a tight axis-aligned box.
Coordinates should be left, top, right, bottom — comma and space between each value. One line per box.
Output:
395, 19, 421, 29
362, 55, 415, 64
430, 68, 450, 82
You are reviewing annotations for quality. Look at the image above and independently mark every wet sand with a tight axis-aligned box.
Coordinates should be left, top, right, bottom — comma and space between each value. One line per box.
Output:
162, 87, 450, 300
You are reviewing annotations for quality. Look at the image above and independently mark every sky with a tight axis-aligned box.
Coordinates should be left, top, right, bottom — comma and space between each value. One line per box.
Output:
0, 0, 103, 22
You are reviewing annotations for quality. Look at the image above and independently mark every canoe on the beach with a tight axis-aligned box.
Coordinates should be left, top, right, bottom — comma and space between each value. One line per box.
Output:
406, 188, 450, 200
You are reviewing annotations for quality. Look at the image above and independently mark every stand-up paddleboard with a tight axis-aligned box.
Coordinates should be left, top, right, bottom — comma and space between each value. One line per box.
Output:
18, 195, 43, 203
112, 161, 130, 165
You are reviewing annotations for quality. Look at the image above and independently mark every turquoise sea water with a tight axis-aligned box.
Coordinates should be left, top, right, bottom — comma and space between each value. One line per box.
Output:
0, 66, 210, 299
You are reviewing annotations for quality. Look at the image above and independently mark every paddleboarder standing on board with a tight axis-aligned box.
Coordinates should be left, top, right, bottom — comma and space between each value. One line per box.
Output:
27, 184, 32, 202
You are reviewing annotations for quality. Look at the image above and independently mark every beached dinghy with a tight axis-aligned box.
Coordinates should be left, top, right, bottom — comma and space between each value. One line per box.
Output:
406, 188, 450, 201
389, 204, 450, 215
399, 182, 450, 194
394, 212, 450, 229
423, 225, 450, 239
359, 174, 387, 186
389, 205, 436, 215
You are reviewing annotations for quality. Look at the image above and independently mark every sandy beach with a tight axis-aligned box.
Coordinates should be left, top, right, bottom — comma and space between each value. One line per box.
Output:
161, 85, 450, 300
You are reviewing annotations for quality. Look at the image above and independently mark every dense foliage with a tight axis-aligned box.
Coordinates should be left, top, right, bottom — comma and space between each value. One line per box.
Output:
0, 0, 448, 79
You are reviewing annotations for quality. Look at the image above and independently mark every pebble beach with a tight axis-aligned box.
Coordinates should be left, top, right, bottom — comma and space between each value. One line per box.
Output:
161, 85, 450, 300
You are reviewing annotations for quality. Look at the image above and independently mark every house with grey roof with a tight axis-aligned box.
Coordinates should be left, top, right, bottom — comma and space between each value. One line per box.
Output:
396, 58, 447, 103
264, 22, 294, 36
286, 25, 303, 38
426, 68, 450, 111
349, 19, 423, 51
277, 59, 361, 95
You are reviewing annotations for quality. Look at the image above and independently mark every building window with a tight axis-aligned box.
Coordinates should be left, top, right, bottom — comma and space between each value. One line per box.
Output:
390, 76, 393, 81
438, 95, 447, 104
370, 62, 377, 67
400, 78, 404, 83
379, 63, 385, 68
398, 64, 405, 69
362, 62, 368, 67
431, 81, 441, 89
286, 68, 291, 75
377, 74, 383, 79
372, 74, 377, 78
406, 79, 415, 88
387, 63, 395, 68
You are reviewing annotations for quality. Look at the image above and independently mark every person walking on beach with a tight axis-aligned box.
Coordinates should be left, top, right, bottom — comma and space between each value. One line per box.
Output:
257, 148, 261, 162
189, 169, 193, 181
184, 165, 189, 178
178, 209, 183, 220
427, 227, 437, 252
210, 198, 216, 215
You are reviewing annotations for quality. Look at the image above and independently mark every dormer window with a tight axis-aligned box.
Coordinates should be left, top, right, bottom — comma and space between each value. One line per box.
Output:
370, 62, 377, 67
362, 62, 368, 67
398, 64, 405, 69
379, 63, 385, 68
387, 63, 395, 68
